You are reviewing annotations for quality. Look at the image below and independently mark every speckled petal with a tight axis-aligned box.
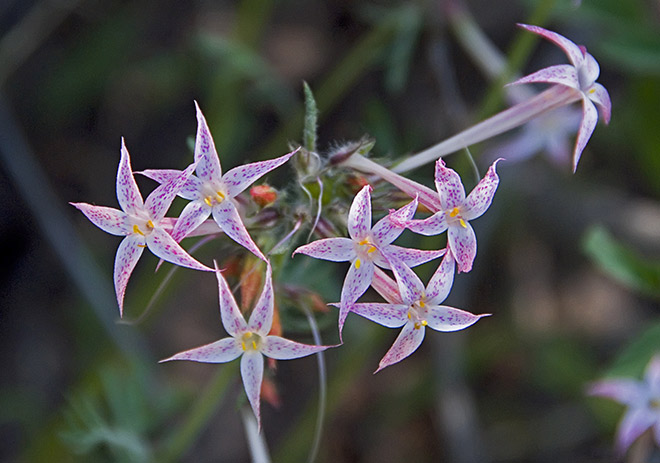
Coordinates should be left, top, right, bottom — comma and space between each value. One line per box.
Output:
261, 336, 329, 360
194, 101, 223, 185
146, 228, 212, 271
293, 237, 356, 262
518, 24, 584, 69
463, 159, 500, 221
339, 258, 375, 336
371, 197, 418, 246
116, 139, 143, 215
212, 200, 266, 261
170, 200, 211, 242
389, 259, 425, 305
448, 223, 477, 273
375, 322, 425, 373
139, 169, 203, 201
426, 305, 487, 332
240, 351, 265, 429
113, 234, 145, 317
581, 51, 600, 87
586, 82, 611, 124
383, 245, 446, 269
160, 337, 243, 363
404, 212, 448, 236
434, 159, 466, 210
348, 302, 408, 328
616, 409, 656, 455
426, 251, 455, 304
223, 149, 298, 198
509, 64, 579, 90
347, 185, 372, 240
216, 268, 249, 337
247, 265, 274, 336
572, 97, 598, 172
145, 162, 197, 221
71, 203, 129, 236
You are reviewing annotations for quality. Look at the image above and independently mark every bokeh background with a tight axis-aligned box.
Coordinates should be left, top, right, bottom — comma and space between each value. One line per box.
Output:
2, 0, 660, 461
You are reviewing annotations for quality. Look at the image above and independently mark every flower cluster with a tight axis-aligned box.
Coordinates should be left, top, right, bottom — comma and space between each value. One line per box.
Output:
71, 24, 616, 438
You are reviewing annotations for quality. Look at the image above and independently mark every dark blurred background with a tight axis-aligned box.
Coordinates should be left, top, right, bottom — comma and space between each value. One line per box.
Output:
2, 0, 660, 461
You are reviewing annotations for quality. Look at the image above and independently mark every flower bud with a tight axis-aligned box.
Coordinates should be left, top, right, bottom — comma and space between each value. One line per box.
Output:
250, 184, 278, 207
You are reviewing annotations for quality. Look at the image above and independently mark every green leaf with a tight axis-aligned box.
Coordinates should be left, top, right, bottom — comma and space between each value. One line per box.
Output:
582, 225, 660, 298
303, 82, 318, 153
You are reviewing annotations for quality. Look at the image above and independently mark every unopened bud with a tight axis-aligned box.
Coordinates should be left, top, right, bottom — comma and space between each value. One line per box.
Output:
250, 184, 278, 207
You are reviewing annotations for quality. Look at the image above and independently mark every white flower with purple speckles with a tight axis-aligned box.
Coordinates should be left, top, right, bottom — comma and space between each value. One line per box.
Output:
349, 251, 488, 372
510, 24, 611, 171
293, 185, 446, 338
71, 139, 212, 316
395, 159, 500, 274
160, 263, 331, 429
140, 102, 297, 261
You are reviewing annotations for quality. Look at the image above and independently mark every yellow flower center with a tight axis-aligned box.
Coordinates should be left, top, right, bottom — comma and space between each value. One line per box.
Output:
240, 332, 261, 351
407, 296, 429, 330
132, 220, 155, 245
448, 207, 467, 228
204, 191, 226, 207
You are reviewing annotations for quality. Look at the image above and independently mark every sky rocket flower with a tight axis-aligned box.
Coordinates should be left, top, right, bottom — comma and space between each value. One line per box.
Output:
71, 139, 212, 316
141, 102, 297, 261
588, 355, 660, 455
160, 263, 330, 429
350, 251, 488, 372
395, 159, 500, 273
293, 185, 445, 337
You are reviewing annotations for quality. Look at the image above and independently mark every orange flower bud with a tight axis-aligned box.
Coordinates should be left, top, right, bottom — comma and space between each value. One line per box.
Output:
250, 184, 278, 207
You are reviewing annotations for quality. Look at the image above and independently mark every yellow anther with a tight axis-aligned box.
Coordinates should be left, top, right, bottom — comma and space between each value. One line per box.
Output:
252, 341, 258, 350
137, 244, 146, 248
422, 320, 428, 326
367, 246, 377, 254
241, 341, 247, 351
449, 207, 460, 218
589, 88, 595, 94
407, 312, 412, 320
244, 332, 253, 338
355, 258, 361, 269
216, 191, 225, 201
419, 300, 426, 308
146, 220, 155, 229
414, 322, 422, 329
133, 224, 145, 236
204, 196, 213, 207
459, 218, 467, 228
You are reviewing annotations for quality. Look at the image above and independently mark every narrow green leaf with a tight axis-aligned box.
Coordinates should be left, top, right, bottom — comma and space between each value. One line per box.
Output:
303, 81, 318, 153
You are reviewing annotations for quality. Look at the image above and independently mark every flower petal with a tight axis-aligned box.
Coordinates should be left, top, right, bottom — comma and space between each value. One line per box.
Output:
146, 228, 212, 271
194, 101, 223, 185
212, 200, 266, 261
426, 251, 455, 304
371, 267, 404, 304
587, 379, 647, 407
145, 162, 198, 221
615, 408, 656, 456
247, 264, 274, 336
347, 185, 372, 240
572, 97, 598, 172
646, 355, 660, 391
113, 234, 145, 316
389, 259, 425, 305
160, 337, 243, 363
240, 351, 265, 429
434, 159, 465, 210
348, 302, 408, 328
371, 197, 418, 246
404, 212, 448, 236
139, 169, 203, 201
116, 139, 144, 215
339, 258, 375, 335
216, 267, 248, 337
293, 237, 355, 262
463, 159, 500, 221
261, 335, 329, 360
426, 305, 487, 332
170, 200, 211, 242
448, 223, 477, 273
517, 24, 585, 69
382, 245, 446, 268
509, 64, 579, 90
375, 322, 425, 372
71, 203, 129, 236
586, 82, 611, 124
222, 149, 297, 198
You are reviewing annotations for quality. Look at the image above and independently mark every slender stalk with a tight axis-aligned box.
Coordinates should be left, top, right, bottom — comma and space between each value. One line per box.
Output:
390, 84, 579, 173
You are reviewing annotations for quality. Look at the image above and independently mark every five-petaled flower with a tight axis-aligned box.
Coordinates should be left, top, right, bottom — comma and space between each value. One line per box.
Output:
349, 251, 488, 372
511, 24, 612, 171
160, 263, 331, 429
141, 102, 297, 261
588, 355, 660, 455
293, 185, 446, 338
395, 159, 500, 273
71, 139, 212, 316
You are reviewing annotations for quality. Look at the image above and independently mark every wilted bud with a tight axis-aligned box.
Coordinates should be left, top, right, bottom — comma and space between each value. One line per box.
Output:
250, 184, 278, 207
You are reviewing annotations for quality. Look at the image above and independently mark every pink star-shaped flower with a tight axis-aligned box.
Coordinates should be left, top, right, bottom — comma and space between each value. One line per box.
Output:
141, 102, 297, 261
588, 355, 660, 455
349, 251, 488, 372
160, 263, 331, 429
71, 139, 212, 316
396, 159, 500, 273
511, 24, 612, 171
293, 185, 446, 338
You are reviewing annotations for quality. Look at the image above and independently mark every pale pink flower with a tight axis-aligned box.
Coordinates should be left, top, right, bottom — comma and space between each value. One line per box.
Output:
71, 139, 212, 316
161, 263, 330, 429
